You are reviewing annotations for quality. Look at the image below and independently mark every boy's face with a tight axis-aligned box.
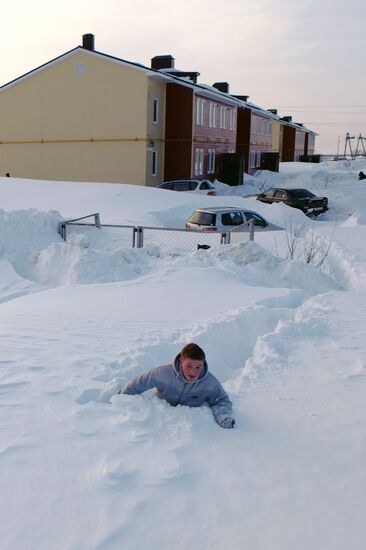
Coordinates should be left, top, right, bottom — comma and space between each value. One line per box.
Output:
180, 357, 204, 382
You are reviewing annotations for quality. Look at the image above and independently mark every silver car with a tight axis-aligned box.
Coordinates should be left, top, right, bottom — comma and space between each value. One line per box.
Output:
185, 207, 280, 232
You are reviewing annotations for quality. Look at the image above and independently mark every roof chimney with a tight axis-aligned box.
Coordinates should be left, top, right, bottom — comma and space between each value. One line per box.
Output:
151, 55, 175, 70
233, 95, 249, 102
281, 116, 292, 123
82, 34, 95, 51
267, 109, 278, 115
212, 82, 229, 94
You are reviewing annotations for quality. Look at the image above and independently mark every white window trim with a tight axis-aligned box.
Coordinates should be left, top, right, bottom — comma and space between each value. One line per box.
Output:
220, 107, 226, 129
209, 103, 218, 128
199, 149, 204, 175
196, 98, 205, 126
207, 149, 216, 174
196, 98, 201, 125
195, 149, 204, 175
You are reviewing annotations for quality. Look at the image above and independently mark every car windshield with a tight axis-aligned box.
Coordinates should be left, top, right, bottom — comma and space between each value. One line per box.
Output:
289, 189, 315, 198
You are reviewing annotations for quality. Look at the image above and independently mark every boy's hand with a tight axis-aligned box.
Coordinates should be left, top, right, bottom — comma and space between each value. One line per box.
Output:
219, 416, 236, 429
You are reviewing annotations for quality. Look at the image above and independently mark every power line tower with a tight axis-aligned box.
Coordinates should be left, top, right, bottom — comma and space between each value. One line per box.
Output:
344, 133, 355, 159
355, 134, 366, 157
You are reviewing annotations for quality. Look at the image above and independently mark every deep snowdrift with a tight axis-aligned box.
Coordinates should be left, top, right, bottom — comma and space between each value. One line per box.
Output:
1, 160, 366, 550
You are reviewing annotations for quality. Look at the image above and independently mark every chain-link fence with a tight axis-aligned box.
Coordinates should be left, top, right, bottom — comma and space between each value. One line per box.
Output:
58, 213, 251, 253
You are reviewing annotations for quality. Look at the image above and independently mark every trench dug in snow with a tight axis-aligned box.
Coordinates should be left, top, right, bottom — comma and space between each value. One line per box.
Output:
75, 290, 313, 406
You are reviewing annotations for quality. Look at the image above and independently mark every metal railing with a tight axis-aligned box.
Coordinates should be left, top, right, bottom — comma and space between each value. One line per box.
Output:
58, 213, 254, 252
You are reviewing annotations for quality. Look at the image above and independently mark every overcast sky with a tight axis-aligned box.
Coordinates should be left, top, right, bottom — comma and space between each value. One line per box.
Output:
1, 0, 365, 154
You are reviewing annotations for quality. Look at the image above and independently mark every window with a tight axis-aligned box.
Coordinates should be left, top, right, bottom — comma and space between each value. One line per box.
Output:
195, 149, 204, 175
243, 212, 267, 227
209, 103, 217, 128
219, 107, 226, 129
189, 211, 216, 226
172, 181, 190, 191
152, 151, 157, 176
207, 149, 215, 174
75, 63, 86, 75
249, 150, 256, 169
153, 96, 158, 123
229, 110, 234, 130
196, 98, 205, 126
221, 212, 244, 226
262, 189, 276, 198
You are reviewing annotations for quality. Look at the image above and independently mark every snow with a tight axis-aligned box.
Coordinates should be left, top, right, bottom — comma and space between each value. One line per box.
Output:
1, 160, 366, 549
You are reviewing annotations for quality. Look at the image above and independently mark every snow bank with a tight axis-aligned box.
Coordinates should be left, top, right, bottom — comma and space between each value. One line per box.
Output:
0, 208, 61, 280
2, 160, 366, 550
34, 241, 161, 285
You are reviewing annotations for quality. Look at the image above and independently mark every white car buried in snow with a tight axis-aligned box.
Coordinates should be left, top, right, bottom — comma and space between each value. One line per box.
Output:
185, 207, 282, 232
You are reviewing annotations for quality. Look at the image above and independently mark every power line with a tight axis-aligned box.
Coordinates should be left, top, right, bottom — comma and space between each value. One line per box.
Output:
282, 111, 366, 114
276, 105, 366, 108
297, 122, 366, 125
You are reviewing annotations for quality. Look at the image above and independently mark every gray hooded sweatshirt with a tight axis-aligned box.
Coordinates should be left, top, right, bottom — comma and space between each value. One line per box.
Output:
121, 354, 233, 426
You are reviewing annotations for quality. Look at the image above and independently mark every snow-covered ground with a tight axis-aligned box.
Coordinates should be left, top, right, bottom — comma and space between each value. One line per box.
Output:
1, 160, 366, 550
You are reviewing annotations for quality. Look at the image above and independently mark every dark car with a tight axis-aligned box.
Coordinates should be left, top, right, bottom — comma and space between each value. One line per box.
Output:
256, 188, 328, 215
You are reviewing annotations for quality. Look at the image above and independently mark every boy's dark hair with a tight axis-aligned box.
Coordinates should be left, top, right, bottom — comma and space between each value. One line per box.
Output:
180, 343, 205, 361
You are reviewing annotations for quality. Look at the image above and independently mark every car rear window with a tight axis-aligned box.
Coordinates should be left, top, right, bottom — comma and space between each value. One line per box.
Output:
189, 211, 216, 226
199, 182, 210, 190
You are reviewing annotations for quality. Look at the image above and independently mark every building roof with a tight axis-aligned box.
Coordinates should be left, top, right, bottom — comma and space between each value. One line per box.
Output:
0, 39, 317, 135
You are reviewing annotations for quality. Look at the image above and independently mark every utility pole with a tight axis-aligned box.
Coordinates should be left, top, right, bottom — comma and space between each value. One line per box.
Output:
344, 133, 355, 159
355, 134, 366, 157
336, 135, 340, 159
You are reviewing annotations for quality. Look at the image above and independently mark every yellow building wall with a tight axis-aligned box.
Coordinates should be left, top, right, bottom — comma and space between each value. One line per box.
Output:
0, 50, 151, 184
271, 120, 280, 153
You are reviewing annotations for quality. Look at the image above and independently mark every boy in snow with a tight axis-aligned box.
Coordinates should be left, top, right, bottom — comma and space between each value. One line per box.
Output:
117, 343, 235, 429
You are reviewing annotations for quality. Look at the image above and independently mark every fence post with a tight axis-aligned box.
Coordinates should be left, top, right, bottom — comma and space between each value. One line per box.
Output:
58, 222, 66, 241
249, 219, 255, 241
132, 227, 137, 248
220, 232, 231, 245
136, 226, 144, 248
94, 213, 101, 228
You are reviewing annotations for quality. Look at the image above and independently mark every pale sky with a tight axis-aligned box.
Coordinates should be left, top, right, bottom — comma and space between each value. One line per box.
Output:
1, 0, 366, 154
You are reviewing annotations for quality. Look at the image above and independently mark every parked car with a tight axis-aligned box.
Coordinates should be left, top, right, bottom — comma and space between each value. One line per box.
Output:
157, 179, 216, 195
256, 187, 328, 214
185, 207, 280, 232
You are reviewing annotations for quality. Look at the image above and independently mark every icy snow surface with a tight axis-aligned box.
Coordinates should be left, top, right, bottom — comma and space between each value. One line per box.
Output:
1, 160, 366, 550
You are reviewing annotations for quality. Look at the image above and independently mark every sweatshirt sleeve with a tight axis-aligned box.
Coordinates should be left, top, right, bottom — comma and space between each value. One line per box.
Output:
206, 379, 234, 425
121, 368, 158, 395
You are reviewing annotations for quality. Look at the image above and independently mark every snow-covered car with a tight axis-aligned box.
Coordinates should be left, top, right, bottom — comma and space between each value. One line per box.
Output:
185, 207, 280, 232
157, 179, 216, 195
256, 188, 328, 215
